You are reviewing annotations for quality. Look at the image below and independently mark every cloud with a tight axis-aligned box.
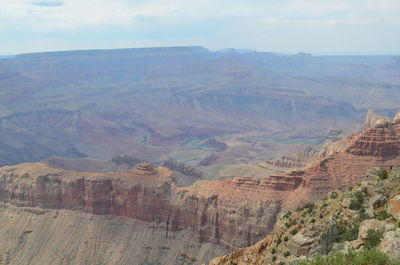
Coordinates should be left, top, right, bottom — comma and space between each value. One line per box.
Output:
30, 1, 64, 7
0, 0, 399, 54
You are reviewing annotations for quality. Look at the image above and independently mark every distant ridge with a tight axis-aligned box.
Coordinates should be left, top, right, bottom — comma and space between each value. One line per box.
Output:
17, 46, 210, 57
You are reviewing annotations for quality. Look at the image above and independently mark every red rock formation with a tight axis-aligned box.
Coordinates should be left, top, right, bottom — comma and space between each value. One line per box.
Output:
1, 113, 400, 251
0, 163, 282, 248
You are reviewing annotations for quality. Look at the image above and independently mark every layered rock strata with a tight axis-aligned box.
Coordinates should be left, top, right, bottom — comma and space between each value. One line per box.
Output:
0, 163, 284, 249
0, 113, 400, 260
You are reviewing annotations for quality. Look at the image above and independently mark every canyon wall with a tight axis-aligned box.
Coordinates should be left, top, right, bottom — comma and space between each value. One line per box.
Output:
0, 113, 399, 264
0, 162, 287, 250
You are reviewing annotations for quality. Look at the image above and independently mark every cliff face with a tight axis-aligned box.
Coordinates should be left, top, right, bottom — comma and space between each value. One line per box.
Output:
0, 205, 228, 265
0, 114, 400, 264
210, 166, 400, 265
0, 163, 286, 249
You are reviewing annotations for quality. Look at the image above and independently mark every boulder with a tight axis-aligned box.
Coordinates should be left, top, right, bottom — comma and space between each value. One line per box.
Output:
370, 195, 387, 210
358, 219, 386, 240
286, 233, 315, 257
387, 195, 400, 222
379, 229, 400, 259
375, 118, 391, 128
394, 112, 400, 124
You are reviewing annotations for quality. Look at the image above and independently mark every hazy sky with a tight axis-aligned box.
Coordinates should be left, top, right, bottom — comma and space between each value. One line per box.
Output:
1, 0, 399, 55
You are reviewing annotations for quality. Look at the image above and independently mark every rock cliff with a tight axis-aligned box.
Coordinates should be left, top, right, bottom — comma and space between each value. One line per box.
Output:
0, 113, 400, 264
0, 162, 283, 250
210, 165, 400, 265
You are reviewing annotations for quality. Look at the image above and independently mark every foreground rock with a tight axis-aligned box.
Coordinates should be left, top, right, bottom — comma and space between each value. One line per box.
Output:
210, 165, 400, 264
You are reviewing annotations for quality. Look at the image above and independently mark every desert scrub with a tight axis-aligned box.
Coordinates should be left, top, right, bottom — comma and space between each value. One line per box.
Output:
364, 229, 384, 250
349, 191, 365, 210
283, 211, 292, 219
297, 249, 400, 265
376, 210, 391, 221
330, 191, 339, 199
377, 168, 389, 180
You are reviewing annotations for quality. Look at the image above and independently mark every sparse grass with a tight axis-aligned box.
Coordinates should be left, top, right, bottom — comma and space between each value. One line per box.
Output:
330, 192, 339, 199
364, 229, 384, 250
298, 249, 400, 265
376, 210, 391, 221
377, 169, 389, 180
349, 191, 365, 211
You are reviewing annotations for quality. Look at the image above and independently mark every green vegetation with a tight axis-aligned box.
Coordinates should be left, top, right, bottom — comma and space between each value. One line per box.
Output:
376, 210, 391, 221
285, 218, 297, 228
304, 203, 316, 214
349, 191, 365, 210
333, 221, 359, 242
298, 249, 400, 265
283, 211, 292, 219
377, 169, 389, 180
364, 229, 384, 250
283, 251, 291, 257
291, 229, 298, 235
330, 192, 339, 199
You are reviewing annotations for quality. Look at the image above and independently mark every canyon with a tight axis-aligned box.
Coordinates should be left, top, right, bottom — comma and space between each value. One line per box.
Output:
0, 112, 399, 264
2, 47, 400, 180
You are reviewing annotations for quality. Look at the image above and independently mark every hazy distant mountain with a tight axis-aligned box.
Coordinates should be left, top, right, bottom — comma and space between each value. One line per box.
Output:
0, 46, 398, 168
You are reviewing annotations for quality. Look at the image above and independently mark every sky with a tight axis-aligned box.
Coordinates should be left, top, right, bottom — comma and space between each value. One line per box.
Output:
0, 0, 399, 55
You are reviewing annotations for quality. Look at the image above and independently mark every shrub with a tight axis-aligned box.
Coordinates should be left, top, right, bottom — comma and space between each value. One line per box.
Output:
341, 227, 359, 242
377, 169, 389, 180
330, 191, 339, 199
291, 229, 298, 235
271, 248, 276, 254
304, 203, 316, 214
364, 229, 383, 250
285, 219, 297, 228
376, 210, 390, 221
284, 236, 289, 242
272, 256, 277, 262
358, 208, 370, 221
283, 251, 290, 257
349, 191, 365, 210
283, 211, 292, 219
297, 248, 400, 265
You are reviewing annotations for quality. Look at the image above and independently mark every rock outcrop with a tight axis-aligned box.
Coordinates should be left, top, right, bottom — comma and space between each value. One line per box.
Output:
0, 162, 283, 249
210, 165, 400, 265
1, 113, 400, 264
